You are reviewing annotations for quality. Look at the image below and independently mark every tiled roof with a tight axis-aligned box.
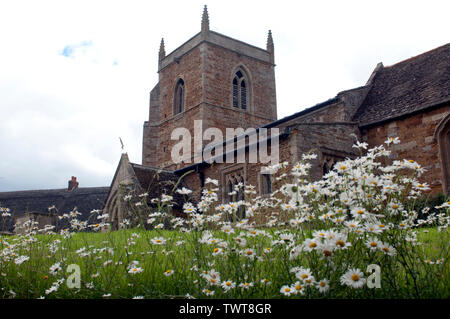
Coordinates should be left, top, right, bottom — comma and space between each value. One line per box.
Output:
0, 187, 109, 232
131, 164, 187, 208
353, 43, 450, 127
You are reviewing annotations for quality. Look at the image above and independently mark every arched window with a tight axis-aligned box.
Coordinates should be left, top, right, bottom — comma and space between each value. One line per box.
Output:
225, 174, 246, 220
174, 79, 185, 115
227, 180, 234, 203
261, 173, 272, 195
232, 70, 248, 110
435, 114, 450, 194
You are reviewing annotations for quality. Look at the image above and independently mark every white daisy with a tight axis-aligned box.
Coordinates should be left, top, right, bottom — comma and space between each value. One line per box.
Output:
291, 281, 305, 295
151, 237, 166, 245
221, 280, 236, 292
128, 267, 144, 274
365, 237, 382, 251
316, 279, 330, 293
176, 187, 192, 195
202, 288, 215, 296
164, 269, 174, 276
340, 268, 366, 288
380, 243, 396, 256
238, 282, 254, 289
280, 285, 294, 296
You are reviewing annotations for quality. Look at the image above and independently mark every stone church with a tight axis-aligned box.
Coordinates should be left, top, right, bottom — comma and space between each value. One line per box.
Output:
1, 6, 449, 233
103, 6, 449, 229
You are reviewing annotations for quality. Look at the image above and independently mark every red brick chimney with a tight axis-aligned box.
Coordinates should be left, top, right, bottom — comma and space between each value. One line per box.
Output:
68, 176, 79, 191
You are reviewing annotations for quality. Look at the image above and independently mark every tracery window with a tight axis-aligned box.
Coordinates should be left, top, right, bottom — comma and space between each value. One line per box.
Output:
224, 171, 246, 220
174, 79, 185, 115
260, 173, 272, 195
232, 70, 248, 110
435, 114, 450, 194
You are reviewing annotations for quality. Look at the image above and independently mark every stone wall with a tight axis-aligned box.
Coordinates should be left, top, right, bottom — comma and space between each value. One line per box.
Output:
361, 105, 450, 193
143, 32, 278, 171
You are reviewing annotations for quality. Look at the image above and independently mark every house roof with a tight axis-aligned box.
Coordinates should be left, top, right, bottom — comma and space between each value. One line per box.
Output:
0, 187, 109, 232
353, 43, 450, 127
130, 164, 187, 208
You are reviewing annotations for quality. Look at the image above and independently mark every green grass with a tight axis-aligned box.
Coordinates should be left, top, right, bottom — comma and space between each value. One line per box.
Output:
1, 226, 448, 299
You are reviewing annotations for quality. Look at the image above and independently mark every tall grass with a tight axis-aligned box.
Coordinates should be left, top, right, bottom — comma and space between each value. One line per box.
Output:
0, 138, 449, 299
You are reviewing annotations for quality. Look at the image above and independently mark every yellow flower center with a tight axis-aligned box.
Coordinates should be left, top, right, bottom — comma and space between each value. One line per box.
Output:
320, 281, 326, 287
382, 247, 390, 253
370, 242, 377, 247
213, 248, 219, 253
284, 287, 291, 292
357, 210, 364, 215
309, 242, 317, 248
226, 282, 231, 286
351, 274, 360, 281
246, 250, 253, 255
295, 284, 302, 290
336, 240, 345, 247
301, 274, 308, 279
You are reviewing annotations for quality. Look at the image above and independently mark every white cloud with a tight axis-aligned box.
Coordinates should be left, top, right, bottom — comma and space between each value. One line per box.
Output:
0, 0, 449, 191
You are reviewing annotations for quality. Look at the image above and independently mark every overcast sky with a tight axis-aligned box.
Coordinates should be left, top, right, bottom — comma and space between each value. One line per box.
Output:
0, 0, 449, 192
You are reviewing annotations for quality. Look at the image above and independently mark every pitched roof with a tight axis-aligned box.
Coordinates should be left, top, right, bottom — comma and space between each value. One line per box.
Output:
0, 187, 109, 232
353, 43, 450, 127
130, 164, 187, 208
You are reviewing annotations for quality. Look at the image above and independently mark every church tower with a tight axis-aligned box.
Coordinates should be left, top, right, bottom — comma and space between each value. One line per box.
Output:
142, 6, 277, 169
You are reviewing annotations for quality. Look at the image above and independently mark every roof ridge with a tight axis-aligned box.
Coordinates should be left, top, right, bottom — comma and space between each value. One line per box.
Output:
353, 42, 450, 126
130, 163, 175, 174
383, 43, 450, 69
